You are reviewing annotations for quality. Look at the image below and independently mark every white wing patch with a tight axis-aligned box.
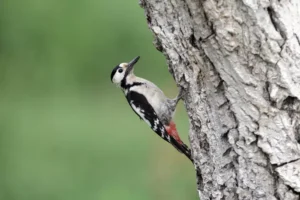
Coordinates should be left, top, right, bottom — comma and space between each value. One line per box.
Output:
160, 127, 166, 135
153, 119, 160, 131
130, 101, 151, 127
160, 127, 165, 134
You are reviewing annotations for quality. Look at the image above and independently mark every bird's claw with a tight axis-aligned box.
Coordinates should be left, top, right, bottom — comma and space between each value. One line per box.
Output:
177, 87, 187, 101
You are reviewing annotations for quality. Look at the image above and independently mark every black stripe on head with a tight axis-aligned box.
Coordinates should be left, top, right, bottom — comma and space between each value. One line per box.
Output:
110, 65, 121, 82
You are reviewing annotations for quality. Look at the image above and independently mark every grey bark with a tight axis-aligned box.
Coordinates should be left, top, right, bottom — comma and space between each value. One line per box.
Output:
140, 0, 300, 199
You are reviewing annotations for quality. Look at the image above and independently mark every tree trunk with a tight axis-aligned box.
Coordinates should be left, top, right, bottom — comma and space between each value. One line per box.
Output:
140, 0, 300, 199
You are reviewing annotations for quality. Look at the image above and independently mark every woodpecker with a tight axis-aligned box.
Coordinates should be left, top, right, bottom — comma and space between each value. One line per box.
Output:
110, 56, 192, 162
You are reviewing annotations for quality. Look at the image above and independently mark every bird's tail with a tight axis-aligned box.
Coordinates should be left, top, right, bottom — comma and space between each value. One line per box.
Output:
180, 142, 193, 162
171, 138, 193, 162
165, 121, 193, 162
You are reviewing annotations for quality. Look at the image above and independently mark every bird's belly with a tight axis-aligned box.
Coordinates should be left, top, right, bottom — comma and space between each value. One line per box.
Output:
131, 85, 171, 124
148, 97, 171, 124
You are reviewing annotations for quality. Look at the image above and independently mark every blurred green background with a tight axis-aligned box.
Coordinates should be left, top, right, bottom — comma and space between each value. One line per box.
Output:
0, 0, 197, 200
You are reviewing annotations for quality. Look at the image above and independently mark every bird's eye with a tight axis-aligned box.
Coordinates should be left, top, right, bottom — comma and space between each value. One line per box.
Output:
118, 68, 123, 73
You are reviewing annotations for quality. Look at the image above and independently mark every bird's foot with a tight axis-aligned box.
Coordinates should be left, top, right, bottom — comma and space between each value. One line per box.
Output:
176, 87, 187, 101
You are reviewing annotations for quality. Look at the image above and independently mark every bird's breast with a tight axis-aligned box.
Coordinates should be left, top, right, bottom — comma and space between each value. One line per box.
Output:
130, 85, 168, 117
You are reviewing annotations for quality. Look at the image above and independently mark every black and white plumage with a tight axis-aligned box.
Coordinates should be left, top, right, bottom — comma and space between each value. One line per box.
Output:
110, 56, 192, 162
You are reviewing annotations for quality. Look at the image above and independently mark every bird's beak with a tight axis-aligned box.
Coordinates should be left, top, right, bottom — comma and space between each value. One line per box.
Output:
126, 56, 140, 73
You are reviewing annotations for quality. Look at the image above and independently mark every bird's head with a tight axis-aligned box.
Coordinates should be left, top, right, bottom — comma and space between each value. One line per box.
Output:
110, 56, 140, 86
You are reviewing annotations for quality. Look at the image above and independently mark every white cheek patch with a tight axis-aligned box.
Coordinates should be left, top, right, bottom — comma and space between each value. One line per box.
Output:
113, 71, 125, 84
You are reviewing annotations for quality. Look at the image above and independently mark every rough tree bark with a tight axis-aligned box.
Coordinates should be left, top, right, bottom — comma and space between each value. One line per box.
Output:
140, 0, 300, 199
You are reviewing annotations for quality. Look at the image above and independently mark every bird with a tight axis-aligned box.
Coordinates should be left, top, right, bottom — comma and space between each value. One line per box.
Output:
110, 56, 192, 162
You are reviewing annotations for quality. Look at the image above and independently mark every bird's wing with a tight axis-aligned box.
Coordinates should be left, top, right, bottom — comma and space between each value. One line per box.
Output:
126, 91, 192, 161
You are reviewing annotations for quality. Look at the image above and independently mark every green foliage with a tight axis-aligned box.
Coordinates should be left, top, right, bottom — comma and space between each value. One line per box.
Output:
0, 0, 197, 199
